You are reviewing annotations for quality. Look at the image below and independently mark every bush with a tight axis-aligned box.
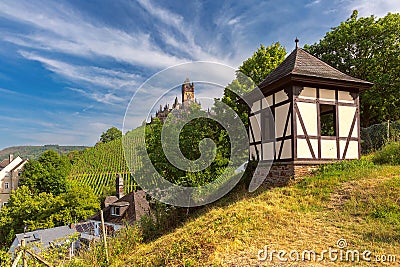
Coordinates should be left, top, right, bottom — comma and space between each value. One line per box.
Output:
373, 142, 400, 165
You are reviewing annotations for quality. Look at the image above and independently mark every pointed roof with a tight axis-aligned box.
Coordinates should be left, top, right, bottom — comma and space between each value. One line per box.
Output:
259, 48, 372, 91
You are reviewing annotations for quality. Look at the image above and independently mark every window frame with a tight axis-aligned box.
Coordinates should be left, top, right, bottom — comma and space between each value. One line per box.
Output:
319, 103, 337, 137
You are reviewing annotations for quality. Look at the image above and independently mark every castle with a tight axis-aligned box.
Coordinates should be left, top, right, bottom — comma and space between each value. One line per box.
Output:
151, 78, 199, 123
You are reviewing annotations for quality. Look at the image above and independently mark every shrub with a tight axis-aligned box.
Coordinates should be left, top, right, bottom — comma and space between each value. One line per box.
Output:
373, 142, 400, 165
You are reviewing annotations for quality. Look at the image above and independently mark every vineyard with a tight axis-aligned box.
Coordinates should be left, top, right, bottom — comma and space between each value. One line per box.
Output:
68, 127, 144, 196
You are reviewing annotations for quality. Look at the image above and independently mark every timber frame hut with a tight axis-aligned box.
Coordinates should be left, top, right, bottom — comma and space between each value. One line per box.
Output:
247, 40, 373, 184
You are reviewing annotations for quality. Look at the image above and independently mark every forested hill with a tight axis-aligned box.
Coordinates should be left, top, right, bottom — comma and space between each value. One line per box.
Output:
0, 145, 88, 160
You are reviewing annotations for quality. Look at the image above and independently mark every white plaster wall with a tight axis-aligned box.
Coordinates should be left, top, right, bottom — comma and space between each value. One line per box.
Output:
321, 139, 337, 159
251, 100, 261, 113
249, 126, 254, 143
299, 87, 316, 100
319, 89, 335, 102
297, 139, 318, 158
338, 91, 354, 103
275, 140, 281, 158
340, 140, 359, 159
296, 102, 318, 136
265, 95, 273, 107
250, 114, 261, 142
280, 139, 292, 159
250, 145, 257, 160
338, 106, 357, 138
262, 142, 274, 160
275, 103, 290, 138
275, 90, 288, 104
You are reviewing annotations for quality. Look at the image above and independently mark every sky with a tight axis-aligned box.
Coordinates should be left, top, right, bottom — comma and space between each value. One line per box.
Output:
0, 0, 399, 149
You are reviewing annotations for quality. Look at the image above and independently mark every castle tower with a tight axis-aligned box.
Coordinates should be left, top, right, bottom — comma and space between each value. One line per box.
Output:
182, 78, 194, 104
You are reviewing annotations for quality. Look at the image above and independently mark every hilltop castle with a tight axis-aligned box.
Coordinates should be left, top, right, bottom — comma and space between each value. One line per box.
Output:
151, 78, 199, 123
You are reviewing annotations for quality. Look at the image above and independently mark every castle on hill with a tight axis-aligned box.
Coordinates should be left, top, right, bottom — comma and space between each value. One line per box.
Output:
151, 78, 200, 123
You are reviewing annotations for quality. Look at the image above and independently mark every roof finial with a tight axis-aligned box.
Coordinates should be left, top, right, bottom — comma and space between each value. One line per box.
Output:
295, 37, 299, 48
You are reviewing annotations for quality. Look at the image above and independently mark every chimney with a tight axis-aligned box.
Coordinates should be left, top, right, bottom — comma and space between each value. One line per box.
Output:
116, 174, 124, 199
9, 154, 13, 163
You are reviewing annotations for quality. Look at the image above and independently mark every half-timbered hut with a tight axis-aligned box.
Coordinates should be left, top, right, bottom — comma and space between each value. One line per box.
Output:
247, 40, 373, 184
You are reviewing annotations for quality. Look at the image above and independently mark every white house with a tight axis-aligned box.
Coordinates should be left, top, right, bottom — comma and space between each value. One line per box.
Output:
0, 155, 28, 208
247, 42, 373, 184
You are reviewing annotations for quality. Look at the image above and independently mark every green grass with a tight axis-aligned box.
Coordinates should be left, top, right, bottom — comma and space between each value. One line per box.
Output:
68, 159, 400, 266
373, 142, 400, 165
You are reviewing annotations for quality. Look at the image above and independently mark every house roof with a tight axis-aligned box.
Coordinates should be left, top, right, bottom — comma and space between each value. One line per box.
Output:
258, 47, 373, 92
9, 225, 77, 253
0, 159, 10, 169
90, 190, 150, 225
10, 159, 27, 172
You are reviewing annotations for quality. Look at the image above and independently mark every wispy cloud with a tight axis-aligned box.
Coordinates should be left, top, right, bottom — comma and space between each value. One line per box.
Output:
343, 0, 400, 17
136, 0, 234, 64
0, 1, 188, 68
68, 87, 125, 105
19, 51, 140, 90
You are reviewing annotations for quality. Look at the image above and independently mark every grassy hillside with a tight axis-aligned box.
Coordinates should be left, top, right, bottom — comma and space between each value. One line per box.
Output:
0, 145, 87, 160
69, 159, 400, 266
68, 127, 143, 196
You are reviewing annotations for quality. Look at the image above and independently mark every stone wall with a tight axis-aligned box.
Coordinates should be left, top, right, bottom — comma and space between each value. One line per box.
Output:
263, 163, 319, 187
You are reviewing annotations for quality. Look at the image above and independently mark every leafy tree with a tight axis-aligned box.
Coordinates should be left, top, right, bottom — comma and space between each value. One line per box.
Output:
305, 11, 400, 126
100, 127, 122, 143
219, 43, 286, 125
239, 42, 287, 85
20, 150, 71, 195
142, 104, 228, 187
0, 183, 99, 248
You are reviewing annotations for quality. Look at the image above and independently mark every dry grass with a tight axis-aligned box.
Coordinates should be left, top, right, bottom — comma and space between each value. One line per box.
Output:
68, 161, 400, 267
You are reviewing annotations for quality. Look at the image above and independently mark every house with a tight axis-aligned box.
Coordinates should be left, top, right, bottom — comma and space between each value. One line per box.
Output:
0, 154, 28, 208
77, 174, 150, 241
9, 225, 78, 257
247, 39, 373, 185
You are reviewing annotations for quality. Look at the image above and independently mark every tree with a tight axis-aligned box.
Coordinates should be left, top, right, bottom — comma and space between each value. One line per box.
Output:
239, 42, 287, 85
305, 11, 400, 126
100, 127, 122, 143
142, 104, 228, 187
20, 150, 71, 195
0, 183, 99, 248
219, 43, 286, 126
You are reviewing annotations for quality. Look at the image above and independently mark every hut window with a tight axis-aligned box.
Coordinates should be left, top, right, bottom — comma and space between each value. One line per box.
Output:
320, 104, 336, 136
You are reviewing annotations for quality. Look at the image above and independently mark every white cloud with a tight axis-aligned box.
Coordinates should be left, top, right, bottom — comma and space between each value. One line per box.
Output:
341, 0, 400, 17
19, 51, 140, 91
68, 88, 125, 105
0, 1, 188, 68
306, 0, 321, 7
136, 0, 229, 64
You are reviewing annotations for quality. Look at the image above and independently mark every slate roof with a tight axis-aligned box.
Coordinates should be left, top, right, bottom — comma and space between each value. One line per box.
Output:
9, 225, 77, 253
259, 48, 372, 89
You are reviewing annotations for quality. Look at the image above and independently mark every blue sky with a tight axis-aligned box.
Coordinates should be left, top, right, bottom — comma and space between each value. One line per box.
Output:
0, 0, 399, 149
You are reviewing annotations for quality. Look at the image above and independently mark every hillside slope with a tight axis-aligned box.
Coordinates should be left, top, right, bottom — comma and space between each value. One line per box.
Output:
0, 145, 87, 160
68, 127, 143, 196
71, 160, 400, 266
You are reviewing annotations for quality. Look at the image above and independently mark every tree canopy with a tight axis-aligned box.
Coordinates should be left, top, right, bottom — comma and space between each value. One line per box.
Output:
20, 150, 71, 195
100, 127, 122, 143
305, 11, 400, 126
219, 43, 286, 126
0, 182, 99, 248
